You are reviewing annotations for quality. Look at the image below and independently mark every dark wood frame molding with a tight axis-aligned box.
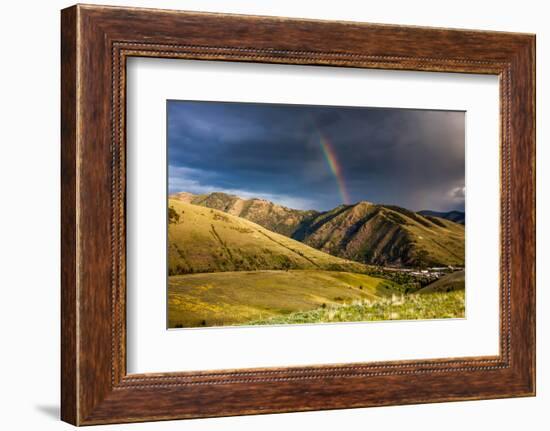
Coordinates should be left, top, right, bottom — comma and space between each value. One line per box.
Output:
61, 4, 535, 425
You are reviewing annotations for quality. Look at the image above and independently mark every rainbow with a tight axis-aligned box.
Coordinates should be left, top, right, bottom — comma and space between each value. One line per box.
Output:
318, 134, 351, 205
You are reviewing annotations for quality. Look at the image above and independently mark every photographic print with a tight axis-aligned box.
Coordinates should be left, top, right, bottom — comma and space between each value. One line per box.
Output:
167, 101, 465, 329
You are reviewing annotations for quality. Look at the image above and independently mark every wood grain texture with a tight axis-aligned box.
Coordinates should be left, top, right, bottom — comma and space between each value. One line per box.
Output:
60, 4, 535, 425
60, 5, 78, 425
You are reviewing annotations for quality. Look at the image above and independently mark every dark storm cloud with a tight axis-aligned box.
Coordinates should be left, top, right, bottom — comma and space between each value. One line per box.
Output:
168, 100, 465, 212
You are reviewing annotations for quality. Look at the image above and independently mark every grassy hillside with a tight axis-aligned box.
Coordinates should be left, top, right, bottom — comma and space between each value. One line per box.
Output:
168, 269, 400, 328
417, 270, 465, 293
295, 202, 465, 267
168, 199, 367, 275
171, 191, 317, 237
246, 290, 465, 325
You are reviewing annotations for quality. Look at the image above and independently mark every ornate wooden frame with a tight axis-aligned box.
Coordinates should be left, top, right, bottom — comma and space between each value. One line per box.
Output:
61, 4, 535, 425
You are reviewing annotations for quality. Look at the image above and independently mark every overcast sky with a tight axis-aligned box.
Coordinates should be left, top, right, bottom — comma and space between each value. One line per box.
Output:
168, 100, 465, 212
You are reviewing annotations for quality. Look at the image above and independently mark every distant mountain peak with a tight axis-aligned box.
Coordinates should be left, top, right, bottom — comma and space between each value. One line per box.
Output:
418, 210, 465, 225
170, 191, 196, 203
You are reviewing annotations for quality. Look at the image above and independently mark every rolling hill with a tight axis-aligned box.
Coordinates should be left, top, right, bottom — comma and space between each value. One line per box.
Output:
168, 269, 400, 327
168, 199, 367, 275
417, 270, 465, 293
171, 192, 465, 268
170, 191, 317, 237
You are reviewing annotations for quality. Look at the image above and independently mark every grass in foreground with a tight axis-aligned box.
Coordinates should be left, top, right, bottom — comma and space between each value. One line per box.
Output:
244, 290, 465, 325
168, 269, 400, 328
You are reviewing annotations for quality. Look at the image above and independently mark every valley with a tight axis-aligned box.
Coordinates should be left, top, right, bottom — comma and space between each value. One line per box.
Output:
167, 194, 465, 328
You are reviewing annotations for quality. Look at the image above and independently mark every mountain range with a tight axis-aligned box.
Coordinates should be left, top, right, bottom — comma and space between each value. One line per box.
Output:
170, 191, 465, 268
418, 210, 465, 225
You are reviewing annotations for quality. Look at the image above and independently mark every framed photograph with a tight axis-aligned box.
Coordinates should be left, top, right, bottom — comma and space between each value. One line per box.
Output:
61, 4, 535, 425
164, 101, 467, 330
